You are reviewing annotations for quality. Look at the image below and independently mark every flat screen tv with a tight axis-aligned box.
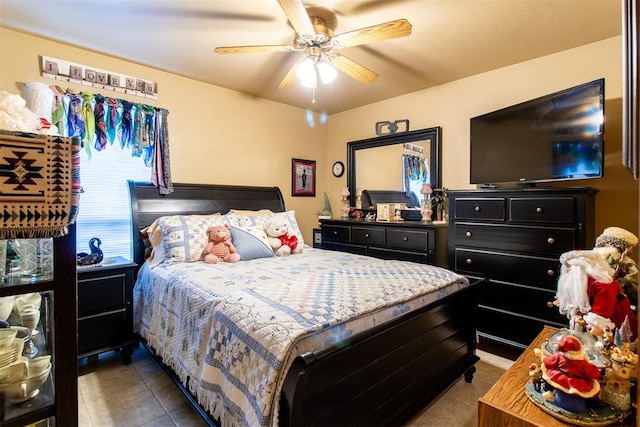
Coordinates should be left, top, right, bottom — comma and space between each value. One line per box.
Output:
470, 78, 605, 186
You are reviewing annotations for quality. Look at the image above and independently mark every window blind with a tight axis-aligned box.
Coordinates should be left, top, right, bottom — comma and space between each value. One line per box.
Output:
76, 147, 151, 261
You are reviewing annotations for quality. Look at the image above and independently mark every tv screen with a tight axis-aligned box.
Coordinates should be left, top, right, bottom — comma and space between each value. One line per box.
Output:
470, 78, 605, 186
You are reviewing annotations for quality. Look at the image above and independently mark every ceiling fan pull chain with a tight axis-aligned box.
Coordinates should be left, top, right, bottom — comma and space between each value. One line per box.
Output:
312, 86, 316, 104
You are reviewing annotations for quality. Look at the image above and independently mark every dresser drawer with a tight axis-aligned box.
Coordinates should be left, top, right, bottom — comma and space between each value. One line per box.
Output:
352, 226, 385, 246
78, 273, 127, 316
386, 229, 428, 251
322, 241, 367, 255
78, 309, 127, 354
368, 247, 428, 264
509, 197, 575, 223
479, 280, 566, 324
477, 308, 554, 349
322, 225, 350, 243
453, 198, 505, 221
453, 223, 576, 255
454, 249, 559, 290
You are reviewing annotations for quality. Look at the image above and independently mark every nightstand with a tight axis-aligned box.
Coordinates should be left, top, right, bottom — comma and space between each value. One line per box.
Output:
77, 256, 137, 364
313, 228, 322, 248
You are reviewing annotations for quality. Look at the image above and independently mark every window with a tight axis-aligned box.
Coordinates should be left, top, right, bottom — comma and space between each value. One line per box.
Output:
76, 147, 151, 261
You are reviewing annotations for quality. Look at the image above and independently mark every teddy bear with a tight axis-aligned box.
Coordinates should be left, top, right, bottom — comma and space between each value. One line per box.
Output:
264, 213, 303, 256
202, 224, 240, 264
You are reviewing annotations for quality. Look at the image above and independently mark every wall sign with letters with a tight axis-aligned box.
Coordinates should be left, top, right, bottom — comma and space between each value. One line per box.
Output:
41, 55, 158, 100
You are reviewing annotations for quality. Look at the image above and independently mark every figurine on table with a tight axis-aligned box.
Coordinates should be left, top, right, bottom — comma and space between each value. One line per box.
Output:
555, 229, 638, 343
594, 227, 638, 311
535, 335, 602, 413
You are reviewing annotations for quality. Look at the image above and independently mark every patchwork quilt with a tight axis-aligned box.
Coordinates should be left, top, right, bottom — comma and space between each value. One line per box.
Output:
133, 248, 469, 427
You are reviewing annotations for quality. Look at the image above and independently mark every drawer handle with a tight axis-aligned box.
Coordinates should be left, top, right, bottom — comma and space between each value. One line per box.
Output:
536, 207, 543, 213
365, 233, 369, 238
333, 231, 338, 235
474, 206, 480, 212
547, 237, 555, 245
403, 237, 408, 241
466, 258, 473, 265
547, 269, 555, 276
465, 231, 472, 237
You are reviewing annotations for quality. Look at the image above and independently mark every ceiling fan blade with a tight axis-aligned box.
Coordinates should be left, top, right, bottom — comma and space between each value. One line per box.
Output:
331, 19, 412, 48
278, 61, 301, 89
214, 45, 296, 54
329, 54, 379, 84
277, 0, 315, 36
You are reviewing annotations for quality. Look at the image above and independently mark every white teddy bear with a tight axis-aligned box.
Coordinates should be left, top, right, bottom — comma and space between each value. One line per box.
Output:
264, 213, 303, 256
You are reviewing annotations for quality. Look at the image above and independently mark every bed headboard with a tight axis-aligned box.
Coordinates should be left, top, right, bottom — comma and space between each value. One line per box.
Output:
127, 180, 286, 268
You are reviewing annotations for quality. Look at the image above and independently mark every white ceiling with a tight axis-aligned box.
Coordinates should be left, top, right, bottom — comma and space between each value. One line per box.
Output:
0, 0, 622, 114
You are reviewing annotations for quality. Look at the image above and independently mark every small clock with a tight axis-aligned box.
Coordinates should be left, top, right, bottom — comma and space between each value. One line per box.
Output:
332, 161, 345, 177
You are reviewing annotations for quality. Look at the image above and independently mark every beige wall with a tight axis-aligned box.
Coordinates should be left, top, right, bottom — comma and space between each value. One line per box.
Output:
327, 36, 639, 247
0, 27, 327, 243
1, 28, 637, 248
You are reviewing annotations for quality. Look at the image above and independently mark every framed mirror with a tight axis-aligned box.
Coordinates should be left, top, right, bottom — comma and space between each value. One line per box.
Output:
346, 127, 441, 206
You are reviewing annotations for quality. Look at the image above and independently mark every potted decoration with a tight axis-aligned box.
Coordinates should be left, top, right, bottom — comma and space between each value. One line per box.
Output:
317, 192, 332, 220
431, 187, 448, 222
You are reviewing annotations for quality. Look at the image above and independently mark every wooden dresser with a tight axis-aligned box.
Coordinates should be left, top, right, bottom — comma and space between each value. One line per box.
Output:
320, 218, 448, 267
447, 187, 597, 353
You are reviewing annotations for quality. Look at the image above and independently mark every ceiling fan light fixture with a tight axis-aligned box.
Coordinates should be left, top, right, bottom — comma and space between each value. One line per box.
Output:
296, 57, 317, 87
317, 61, 337, 84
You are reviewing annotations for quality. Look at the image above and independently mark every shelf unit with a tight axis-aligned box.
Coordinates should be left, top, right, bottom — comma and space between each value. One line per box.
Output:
0, 228, 77, 426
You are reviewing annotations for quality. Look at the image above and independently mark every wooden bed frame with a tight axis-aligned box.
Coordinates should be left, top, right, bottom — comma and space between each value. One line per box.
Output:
128, 180, 485, 426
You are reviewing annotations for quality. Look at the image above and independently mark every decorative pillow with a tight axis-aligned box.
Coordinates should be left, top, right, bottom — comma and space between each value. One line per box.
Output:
230, 225, 274, 261
225, 210, 305, 247
141, 220, 166, 267
153, 213, 228, 265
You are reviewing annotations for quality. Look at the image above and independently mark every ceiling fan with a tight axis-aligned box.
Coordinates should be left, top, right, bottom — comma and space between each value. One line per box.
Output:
214, 0, 412, 89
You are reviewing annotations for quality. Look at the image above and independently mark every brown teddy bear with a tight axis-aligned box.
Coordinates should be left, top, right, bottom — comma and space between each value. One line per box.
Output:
202, 224, 240, 264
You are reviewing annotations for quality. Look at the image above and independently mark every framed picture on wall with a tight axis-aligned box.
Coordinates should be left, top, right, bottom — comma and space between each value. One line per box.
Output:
291, 158, 316, 197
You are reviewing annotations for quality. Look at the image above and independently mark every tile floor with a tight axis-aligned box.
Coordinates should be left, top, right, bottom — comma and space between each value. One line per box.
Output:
78, 347, 514, 427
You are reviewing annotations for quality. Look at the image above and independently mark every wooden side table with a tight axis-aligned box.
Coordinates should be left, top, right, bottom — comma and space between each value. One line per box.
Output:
77, 256, 137, 364
478, 326, 636, 426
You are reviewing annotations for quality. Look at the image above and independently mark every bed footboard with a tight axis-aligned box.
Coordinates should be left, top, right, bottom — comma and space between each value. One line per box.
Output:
279, 278, 486, 426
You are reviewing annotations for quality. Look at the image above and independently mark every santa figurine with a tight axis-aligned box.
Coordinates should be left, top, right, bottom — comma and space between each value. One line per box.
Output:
594, 226, 638, 311
556, 242, 637, 342
538, 335, 602, 413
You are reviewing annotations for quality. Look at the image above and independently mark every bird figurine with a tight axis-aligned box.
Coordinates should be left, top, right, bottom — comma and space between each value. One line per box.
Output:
77, 237, 104, 265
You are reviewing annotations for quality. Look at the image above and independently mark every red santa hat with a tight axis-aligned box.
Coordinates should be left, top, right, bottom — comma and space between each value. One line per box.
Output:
556, 335, 584, 359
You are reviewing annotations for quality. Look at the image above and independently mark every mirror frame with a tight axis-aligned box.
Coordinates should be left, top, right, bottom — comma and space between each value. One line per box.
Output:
346, 126, 441, 206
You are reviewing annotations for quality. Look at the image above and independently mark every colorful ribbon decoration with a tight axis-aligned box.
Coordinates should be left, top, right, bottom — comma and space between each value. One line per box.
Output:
120, 100, 133, 149
33, 87, 173, 194
81, 92, 95, 157
66, 94, 86, 143
105, 97, 121, 145
93, 94, 107, 151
